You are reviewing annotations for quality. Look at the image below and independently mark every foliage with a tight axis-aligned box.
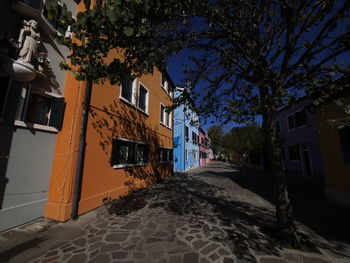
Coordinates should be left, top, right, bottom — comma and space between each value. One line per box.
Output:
222, 123, 264, 157
56, 0, 350, 247
206, 125, 224, 154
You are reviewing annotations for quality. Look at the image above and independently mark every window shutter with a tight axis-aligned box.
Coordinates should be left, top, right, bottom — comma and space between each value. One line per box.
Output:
49, 97, 65, 130
339, 127, 350, 164
143, 145, 148, 163
111, 139, 119, 165
21, 85, 32, 121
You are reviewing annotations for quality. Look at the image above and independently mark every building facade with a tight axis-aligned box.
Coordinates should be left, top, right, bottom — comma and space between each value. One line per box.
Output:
315, 93, 350, 207
0, 0, 77, 231
276, 98, 324, 187
173, 88, 200, 171
0, 0, 174, 230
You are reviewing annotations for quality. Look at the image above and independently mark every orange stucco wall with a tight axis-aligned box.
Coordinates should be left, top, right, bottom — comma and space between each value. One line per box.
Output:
45, 67, 173, 221
44, 2, 173, 220
315, 94, 350, 194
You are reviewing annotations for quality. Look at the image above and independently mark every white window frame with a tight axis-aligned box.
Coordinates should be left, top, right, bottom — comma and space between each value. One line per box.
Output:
137, 81, 149, 115
112, 137, 148, 169
119, 78, 137, 106
160, 102, 172, 129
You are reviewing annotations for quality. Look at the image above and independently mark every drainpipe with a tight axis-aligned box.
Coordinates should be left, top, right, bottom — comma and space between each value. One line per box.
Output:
71, 80, 93, 220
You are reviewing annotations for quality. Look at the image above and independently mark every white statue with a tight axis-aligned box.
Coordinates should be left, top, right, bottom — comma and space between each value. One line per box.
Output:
17, 20, 40, 64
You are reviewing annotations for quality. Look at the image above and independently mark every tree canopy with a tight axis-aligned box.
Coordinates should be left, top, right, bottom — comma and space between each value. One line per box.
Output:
56, 0, 350, 247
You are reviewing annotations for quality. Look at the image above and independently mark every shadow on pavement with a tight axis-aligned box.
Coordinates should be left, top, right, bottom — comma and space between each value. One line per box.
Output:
0, 237, 47, 262
227, 164, 350, 258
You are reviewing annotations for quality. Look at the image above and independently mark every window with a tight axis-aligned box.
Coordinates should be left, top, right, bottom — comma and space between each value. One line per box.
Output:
138, 83, 149, 113
120, 78, 136, 104
339, 126, 350, 164
160, 103, 172, 128
289, 145, 300, 161
185, 125, 189, 140
161, 74, 167, 91
159, 147, 172, 163
275, 120, 281, 134
185, 149, 188, 162
288, 109, 307, 130
111, 138, 148, 168
16, 85, 65, 129
161, 73, 173, 98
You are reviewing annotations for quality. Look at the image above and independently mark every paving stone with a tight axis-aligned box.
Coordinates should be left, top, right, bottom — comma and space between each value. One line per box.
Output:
73, 248, 86, 253
89, 249, 99, 259
61, 246, 76, 253
184, 252, 199, 263
218, 248, 231, 256
169, 255, 182, 263
101, 243, 122, 252
42, 256, 60, 263
209, 252, 220, 261
259, 257, 287, 263
111, 251, 128, 259
105, 233, 130, 242
193, 240, 209, 249
96, 221, 109, 228
201, 243, 220, 255
123, 243, 137, 250
72, 238, 87, 247
283, 253, 300, 262
223, 258, 235, 263
168, 246, 191, 254
298, 255, 331, 263
45, 251, 58, 258
167, 234, 176, 242
88, 254, 110, 263
121, 221, 142, 230
149, 251, 165, 259
133, 252, 146, 259
158, 259, 167, 263
200, 258, 211, 263
154, 231, 169, 237
89, 242, 103, 251
96, 230, 107, 236
147, 237, 164, 243
67, 254, 87, 263
144, 241, 176, 251
88, 236, 102, 244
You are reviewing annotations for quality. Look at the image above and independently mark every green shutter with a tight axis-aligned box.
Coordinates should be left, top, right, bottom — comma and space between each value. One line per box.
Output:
49, 97, 65, 129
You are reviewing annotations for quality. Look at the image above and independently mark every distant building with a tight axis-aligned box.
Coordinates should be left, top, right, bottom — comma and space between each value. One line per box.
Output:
276, 98, 324, 187
173, 88, 200, 171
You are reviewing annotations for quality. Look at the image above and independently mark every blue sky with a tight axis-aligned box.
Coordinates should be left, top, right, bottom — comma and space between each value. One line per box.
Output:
166, 50, 262, 133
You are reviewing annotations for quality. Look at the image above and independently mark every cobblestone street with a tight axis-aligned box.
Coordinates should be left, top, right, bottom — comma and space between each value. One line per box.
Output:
1, 161, 349, 263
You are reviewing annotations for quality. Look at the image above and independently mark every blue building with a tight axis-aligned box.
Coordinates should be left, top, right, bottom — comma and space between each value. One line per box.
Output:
173, 88, 200, 171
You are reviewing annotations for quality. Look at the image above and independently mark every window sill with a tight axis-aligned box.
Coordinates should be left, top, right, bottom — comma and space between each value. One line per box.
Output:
14, 120, 59, 133
119, 96, 136, 108
160, 122, 172, 130
137, 107, 149, 117
113, 163, 148, 169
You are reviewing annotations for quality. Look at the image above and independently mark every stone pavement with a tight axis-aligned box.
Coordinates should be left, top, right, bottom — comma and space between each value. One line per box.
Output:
1, 161, 349, 263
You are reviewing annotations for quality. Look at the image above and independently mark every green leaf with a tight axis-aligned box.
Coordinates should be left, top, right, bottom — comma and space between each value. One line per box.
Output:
123, 26, 134, 36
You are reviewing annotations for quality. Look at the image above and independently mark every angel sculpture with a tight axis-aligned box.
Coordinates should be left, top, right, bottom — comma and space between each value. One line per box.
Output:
17, 20, 41, 64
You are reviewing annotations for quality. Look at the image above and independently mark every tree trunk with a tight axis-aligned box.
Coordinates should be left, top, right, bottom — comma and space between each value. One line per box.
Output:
262, 110, 300, 247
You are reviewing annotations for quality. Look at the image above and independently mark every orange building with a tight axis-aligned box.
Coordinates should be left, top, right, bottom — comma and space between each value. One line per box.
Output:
44, 59, 174, 221
315, 92, 350, 207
